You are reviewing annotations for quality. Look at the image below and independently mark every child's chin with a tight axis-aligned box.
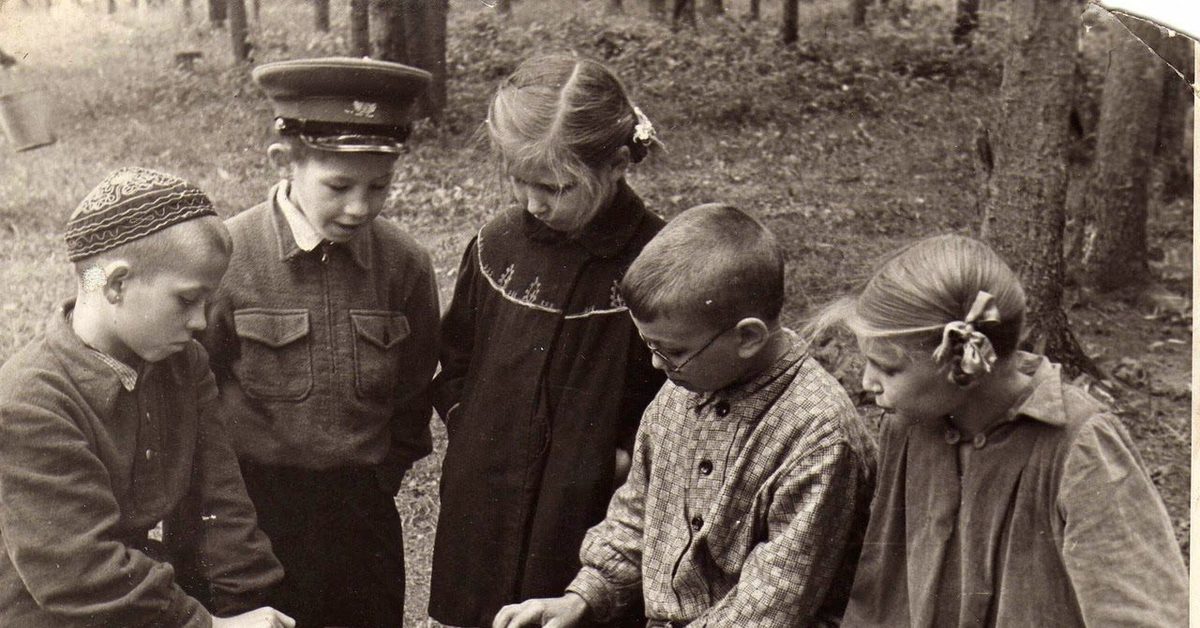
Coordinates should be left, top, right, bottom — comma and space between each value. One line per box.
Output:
145, 343, 187, 362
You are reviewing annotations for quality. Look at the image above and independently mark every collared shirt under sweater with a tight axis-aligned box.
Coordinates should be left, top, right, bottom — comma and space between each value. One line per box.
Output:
202, 183, 440, 486
569, 332, 877, 627
0, 302, 283, 627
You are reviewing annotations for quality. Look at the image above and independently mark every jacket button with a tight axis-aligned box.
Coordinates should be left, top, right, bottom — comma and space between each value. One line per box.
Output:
690, 515, 704, 531
698, 460, 713, 476
714, 401, 730, 417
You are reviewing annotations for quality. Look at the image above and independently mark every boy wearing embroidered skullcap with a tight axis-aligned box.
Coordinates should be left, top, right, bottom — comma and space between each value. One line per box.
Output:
0, 167, 292, 628
199, 57, 439, 627
496, 204, 875, 628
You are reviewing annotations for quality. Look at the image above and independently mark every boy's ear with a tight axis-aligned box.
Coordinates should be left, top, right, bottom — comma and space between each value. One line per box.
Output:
101, 261, 132, 305
267, 142, 296, 176
733, 317, 771, 359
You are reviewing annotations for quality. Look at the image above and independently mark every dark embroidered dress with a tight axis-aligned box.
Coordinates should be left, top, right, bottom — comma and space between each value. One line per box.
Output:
429, 182, 665, 626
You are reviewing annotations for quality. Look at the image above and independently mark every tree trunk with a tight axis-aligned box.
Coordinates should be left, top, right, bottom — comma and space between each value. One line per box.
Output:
951, 0, 979, 46
182, 0, 192, 21
850, 0, 867, 27
780, 0, 799, 43
1154, 34, 1193, 200
228, 0, 249, 60
702, 0, 722, 16
981, 0, 1096, 377
107, 0, 116, 13
350, 0, 370, 57
251, 0, 259, 24
606, 0, 622, 14
372, 0, 407, 62
313, 0, 330, 31
648, 0, 666, 18
208, 0, 225, 25
672, 0, 695, 27
496, 0, 510, 16
399, 0, 447, 120
1079, 17, 1165, 292
748, 0, 759, 20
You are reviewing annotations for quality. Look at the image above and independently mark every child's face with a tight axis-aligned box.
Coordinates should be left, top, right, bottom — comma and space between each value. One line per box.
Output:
288, 150, 397, 243
632, 314, 745, 393
507, 161, 619, 234
859, 337, 961, 421
110, 252, 229, 363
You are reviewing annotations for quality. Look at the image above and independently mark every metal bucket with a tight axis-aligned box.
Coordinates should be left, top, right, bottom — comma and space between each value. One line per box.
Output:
0, 89, 56, 152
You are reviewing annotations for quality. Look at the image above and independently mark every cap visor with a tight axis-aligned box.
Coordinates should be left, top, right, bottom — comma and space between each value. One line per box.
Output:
300, 134, 404, 155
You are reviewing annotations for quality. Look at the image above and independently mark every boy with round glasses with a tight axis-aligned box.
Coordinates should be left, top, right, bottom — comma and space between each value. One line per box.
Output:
495, 203, 876, 628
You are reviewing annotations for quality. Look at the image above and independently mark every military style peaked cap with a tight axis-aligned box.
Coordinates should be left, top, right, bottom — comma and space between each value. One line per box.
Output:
65, 167, 215, 261
253, 57, 432, 154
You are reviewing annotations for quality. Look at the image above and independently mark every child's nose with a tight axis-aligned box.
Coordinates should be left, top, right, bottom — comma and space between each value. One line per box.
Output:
526, 194, 549, 216
861, 368, 881, 394
344, 194, 371, 218
186, 310, 208, 332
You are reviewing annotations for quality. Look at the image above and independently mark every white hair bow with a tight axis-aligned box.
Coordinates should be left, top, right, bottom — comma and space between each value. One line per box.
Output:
931, 290, 1001, 385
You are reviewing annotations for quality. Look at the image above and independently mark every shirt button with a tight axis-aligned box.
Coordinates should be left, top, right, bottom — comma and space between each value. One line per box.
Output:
944, 428, 961, 445
714, 401, 730, 417
690, 515, 704, 531
698, 460, 713, 476
973, 433, 987, 449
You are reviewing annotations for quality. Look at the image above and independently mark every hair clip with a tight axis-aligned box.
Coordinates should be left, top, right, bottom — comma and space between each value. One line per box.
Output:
632, 105, 656, 146
931, 291, 1001, 385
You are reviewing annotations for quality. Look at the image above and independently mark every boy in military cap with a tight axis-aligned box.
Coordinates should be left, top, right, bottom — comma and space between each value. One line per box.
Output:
0, 167, 292, 627
201, 57, 440, 627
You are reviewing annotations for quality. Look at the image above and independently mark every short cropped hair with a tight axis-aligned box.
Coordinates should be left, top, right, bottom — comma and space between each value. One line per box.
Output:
73, 215, 232, 280
621, 204, 784, 328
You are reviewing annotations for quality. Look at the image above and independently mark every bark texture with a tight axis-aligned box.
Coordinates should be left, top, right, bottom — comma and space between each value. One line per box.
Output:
350, 0, 370, 57
228, 0, 248, 60
951, 0, 980, 46
398, 0, 447, 119
1080, 18, 1165, 292
781, 0, 799, 43
981, 0, 1095, 376
313, 0, 329, 32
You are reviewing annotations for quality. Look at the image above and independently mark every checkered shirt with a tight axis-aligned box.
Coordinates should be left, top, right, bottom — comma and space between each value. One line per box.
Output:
568, 332, 875, 627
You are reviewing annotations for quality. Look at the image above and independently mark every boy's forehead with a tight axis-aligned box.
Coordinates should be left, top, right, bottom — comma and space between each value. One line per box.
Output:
632, 312, 716, 344
301, 149, 399, 173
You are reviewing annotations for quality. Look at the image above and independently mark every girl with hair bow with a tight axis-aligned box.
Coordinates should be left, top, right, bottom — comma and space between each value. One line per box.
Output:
807, 234, 1186, 627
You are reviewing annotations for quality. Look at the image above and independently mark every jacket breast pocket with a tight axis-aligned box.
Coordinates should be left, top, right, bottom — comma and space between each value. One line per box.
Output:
233, 309, 313, 401
350, 310, 410, 399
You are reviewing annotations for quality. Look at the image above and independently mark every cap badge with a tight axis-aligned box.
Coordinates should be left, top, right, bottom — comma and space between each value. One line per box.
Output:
348, 100, 378, 119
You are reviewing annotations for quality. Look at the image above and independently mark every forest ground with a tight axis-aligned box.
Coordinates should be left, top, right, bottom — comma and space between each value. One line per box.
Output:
0, 0, 1191, 625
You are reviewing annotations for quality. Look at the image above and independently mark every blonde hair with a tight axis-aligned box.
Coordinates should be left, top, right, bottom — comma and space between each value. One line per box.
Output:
808, 234, 1026, 358
487, 54, 649, 197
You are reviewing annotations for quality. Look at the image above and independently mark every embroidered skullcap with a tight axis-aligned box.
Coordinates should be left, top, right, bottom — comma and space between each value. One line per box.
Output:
253, 57, 431, 154
65, 167, 216, 261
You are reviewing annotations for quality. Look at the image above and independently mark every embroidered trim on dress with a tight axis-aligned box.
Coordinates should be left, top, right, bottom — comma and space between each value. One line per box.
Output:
476, 226, 631, 319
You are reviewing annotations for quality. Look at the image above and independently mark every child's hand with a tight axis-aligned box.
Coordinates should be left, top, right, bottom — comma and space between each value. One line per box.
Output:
492, 593, 589, 628
613, 447, 632, 488
212, 607, 296, 627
